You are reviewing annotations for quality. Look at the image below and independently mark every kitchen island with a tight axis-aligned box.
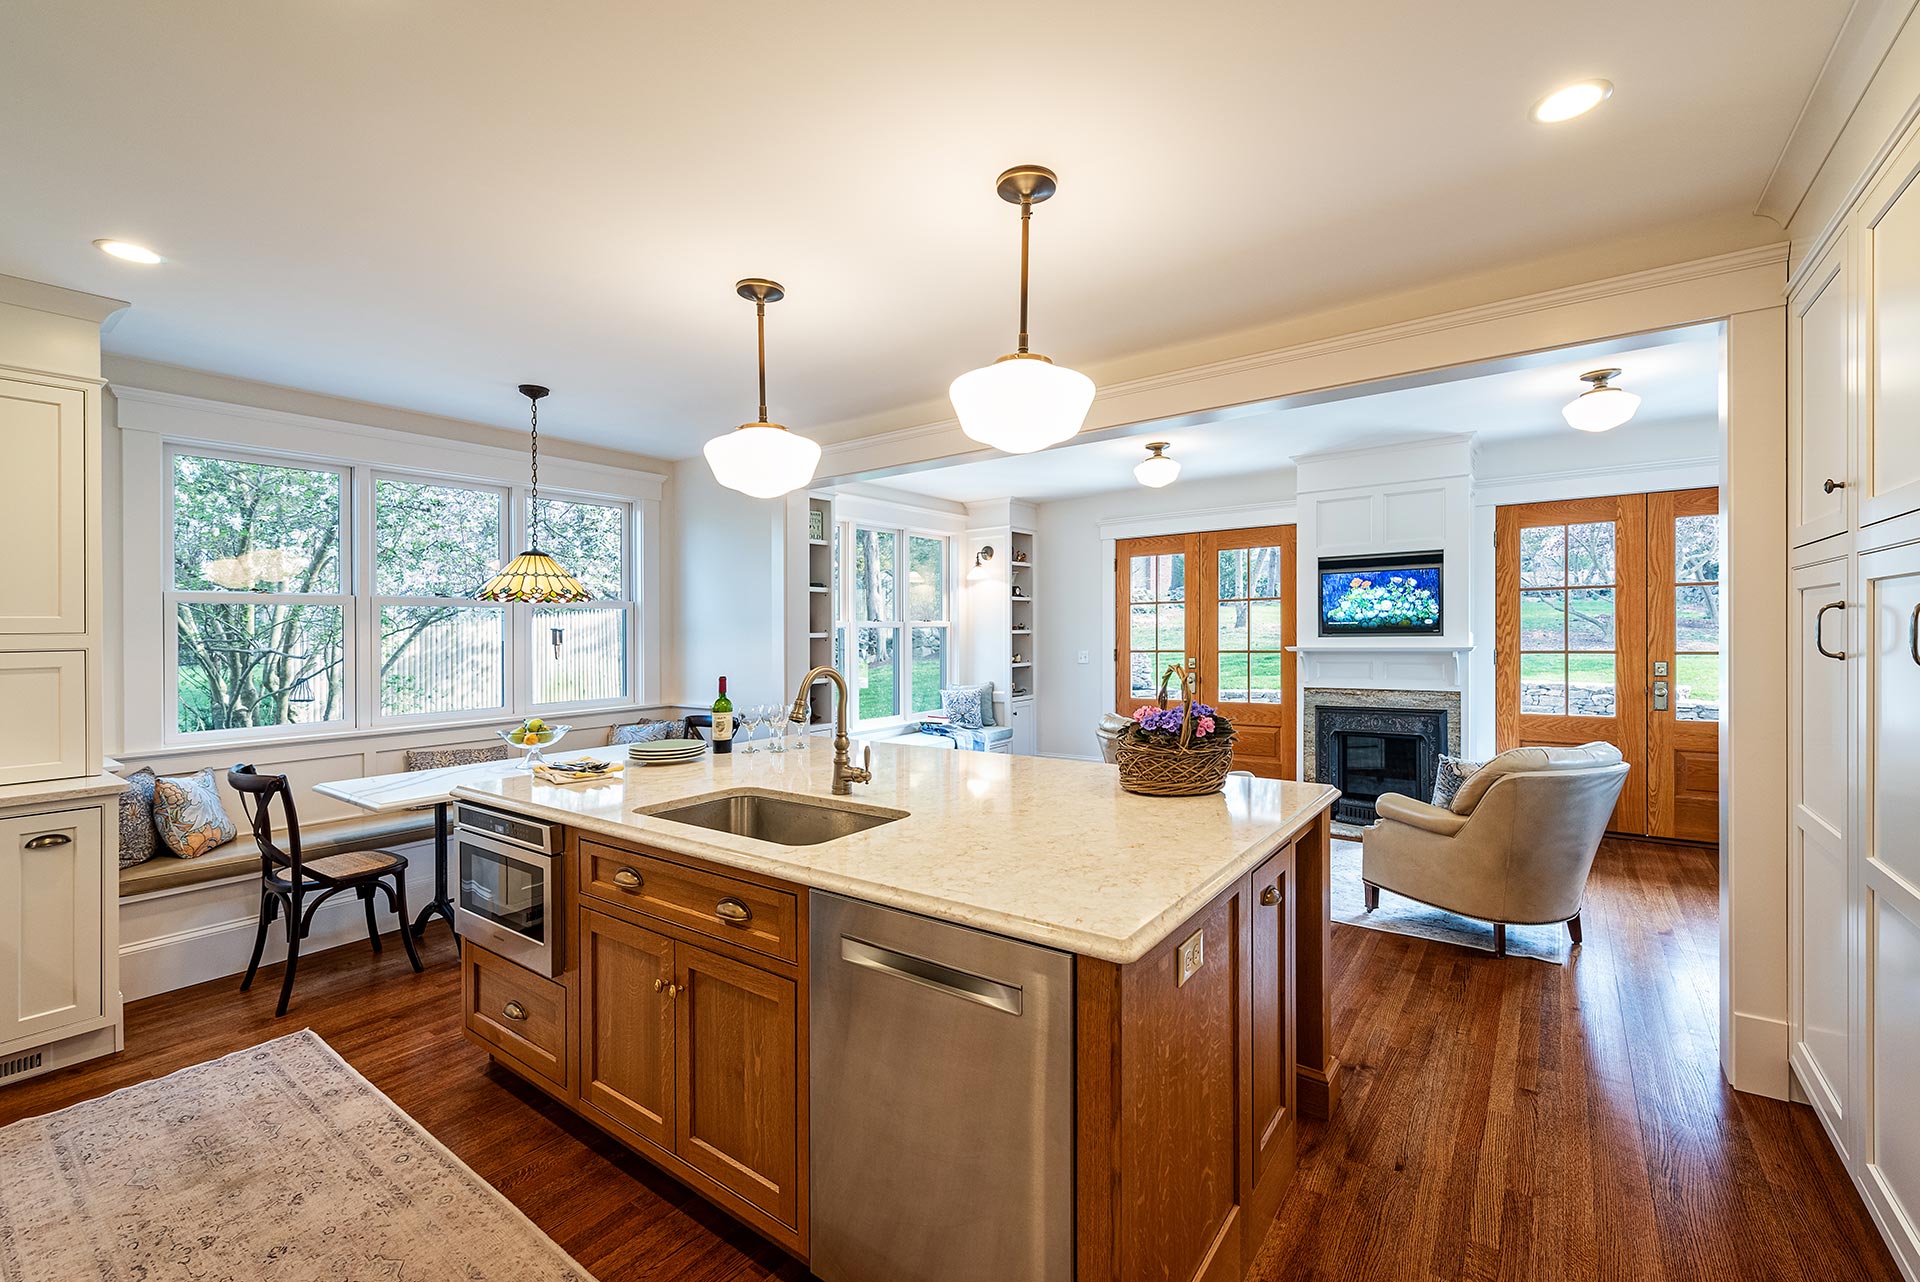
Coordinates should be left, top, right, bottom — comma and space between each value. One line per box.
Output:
452, 741, 1338, 1282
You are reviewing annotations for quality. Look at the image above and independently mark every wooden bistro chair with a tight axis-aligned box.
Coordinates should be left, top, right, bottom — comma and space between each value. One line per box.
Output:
228, 764, 423, 1016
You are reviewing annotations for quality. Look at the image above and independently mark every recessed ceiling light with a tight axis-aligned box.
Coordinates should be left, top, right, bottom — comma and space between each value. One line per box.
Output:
93, 239, 164, 264
1530, 79, 1613, 124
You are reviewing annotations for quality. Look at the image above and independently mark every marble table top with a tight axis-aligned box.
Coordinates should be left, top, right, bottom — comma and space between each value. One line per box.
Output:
313, 748, 619, 813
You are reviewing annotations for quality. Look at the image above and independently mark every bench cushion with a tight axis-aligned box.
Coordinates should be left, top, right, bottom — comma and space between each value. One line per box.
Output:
118, 810, 436, 898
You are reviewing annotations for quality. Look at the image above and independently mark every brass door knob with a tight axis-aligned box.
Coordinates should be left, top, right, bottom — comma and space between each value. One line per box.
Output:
612, 867, 643, 891
1259, 884, 1281, 906
715, 897, 753, 925
1824, 477, 1847, 493
502, 1000, 528, 1022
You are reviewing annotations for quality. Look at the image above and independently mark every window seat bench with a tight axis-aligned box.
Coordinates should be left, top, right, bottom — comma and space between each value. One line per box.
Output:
117, 811, 437, 899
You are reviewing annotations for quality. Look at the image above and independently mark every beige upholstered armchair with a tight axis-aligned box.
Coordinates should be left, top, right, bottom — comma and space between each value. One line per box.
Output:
1360, 743, 1629, 956
1094, 713, 1132, 764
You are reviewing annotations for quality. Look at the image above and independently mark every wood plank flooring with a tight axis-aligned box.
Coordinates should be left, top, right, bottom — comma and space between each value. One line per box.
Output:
0, 838, 1899, 1281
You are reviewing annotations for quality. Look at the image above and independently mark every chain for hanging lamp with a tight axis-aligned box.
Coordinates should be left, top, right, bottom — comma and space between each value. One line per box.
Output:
477, 384, 594, 603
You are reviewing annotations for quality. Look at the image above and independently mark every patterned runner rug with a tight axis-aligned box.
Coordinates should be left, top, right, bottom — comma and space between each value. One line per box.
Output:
1330, 839, 1569, 964
0, 1029, 594, 1281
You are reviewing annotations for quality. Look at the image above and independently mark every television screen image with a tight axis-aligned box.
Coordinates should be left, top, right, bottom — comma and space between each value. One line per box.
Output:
1318, 556, 1443, 634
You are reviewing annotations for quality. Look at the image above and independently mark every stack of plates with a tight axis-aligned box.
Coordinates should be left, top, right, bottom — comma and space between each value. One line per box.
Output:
627, 738, 708, 767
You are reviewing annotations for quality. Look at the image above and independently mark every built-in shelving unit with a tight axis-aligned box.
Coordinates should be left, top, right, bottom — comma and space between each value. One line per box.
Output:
960, 503, 1039, 754
1007, 529, 1035, 704
800, 494, 836, 731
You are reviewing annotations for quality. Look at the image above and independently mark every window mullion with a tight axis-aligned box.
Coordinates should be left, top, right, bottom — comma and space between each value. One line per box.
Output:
352, 463, 377, 729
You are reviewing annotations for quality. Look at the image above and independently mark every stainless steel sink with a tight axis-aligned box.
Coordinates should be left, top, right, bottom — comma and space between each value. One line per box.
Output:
638, 790, 906, 846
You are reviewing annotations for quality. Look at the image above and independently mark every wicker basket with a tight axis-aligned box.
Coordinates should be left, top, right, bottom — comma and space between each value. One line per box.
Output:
1116, 664, 1236, 797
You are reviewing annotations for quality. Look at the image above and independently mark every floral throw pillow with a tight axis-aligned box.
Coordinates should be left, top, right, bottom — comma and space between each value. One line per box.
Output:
117, 767, 158, 868
1431, 754, 1486, 811
152, 768, 237, 859
940, 685, 985, 729
609, 720, 683, 745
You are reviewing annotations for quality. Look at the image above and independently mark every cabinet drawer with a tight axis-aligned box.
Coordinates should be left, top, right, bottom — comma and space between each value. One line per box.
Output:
463, 940, 567, 1085
581, 842, 797, 963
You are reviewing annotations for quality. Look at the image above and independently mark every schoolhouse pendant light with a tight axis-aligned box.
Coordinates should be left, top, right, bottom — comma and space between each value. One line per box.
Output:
949, 165, 1096, 455
1561, 367, 1641, 433
1134, 441, 1180, 488
703, 279, 821, 499
476, 384, 595, 603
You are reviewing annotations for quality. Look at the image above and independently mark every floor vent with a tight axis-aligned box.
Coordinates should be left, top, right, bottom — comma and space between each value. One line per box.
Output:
0, 1051, 44, 1080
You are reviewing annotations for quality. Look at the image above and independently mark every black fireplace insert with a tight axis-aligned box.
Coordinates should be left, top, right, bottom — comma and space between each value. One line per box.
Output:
1314, 705, 1449, 826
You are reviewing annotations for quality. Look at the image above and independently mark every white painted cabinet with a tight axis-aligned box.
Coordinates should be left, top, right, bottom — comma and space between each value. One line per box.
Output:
0, 377, 88, 636
1790, 238, 1853, 548
0, 652, 87, 786
1864, 133, 1920, 530
0, 806, 105, 1052
1790, 558, 1852, 1139
1009, 700, 1036, 756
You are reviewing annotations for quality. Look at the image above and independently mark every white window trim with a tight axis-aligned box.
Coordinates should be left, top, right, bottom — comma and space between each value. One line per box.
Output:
115, 387, 666, 755
838, 522, 953, 730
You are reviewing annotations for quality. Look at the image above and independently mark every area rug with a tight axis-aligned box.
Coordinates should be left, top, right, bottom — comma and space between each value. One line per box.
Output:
0, 1029, 595, 1281
1330, 839, 1569, 964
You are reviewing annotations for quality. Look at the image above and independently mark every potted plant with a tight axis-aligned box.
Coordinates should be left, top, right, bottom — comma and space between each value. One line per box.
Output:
1116, 665, 1237, 796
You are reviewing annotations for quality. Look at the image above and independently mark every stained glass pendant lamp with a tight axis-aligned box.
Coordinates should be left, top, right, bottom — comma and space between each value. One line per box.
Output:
476, 384, 594, 603
949, 165, 1096, 454
703, 279, 822, 498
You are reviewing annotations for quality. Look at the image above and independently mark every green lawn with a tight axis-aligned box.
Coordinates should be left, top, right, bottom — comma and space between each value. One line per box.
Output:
858, 657, 945, 720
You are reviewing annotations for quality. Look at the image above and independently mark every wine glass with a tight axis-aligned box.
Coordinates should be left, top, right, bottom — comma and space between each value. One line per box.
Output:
741, 704, 766, 753
768, 703, 788, 753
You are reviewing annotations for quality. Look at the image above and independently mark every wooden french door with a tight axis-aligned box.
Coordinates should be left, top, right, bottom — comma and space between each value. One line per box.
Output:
1495, 488, 1721, 841
1117, 525, 1297, 778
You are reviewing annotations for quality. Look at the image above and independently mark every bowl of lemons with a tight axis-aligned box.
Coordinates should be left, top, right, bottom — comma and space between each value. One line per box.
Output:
498, 717, 571, 770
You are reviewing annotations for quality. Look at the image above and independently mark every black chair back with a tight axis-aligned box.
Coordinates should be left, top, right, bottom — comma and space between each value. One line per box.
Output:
683, 713, 712, 741
227, 764, 304, 879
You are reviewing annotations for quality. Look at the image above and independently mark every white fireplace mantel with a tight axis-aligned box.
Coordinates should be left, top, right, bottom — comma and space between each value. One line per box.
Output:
1291, 641, 1473, 692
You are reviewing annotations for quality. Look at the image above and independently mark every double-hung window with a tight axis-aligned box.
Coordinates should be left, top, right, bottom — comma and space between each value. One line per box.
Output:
165, 445, 635, 742
845, 526, 950, 724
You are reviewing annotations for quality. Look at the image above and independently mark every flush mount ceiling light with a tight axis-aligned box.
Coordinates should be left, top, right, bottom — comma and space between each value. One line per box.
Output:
949, 165, 1096, 455
703, 278, 822, 499
1134, 441, 1180, 488
476, 384, 595, 603
1530, 79, 1613, 123
1562, 367, 1641, 432
93, 238, 164, 264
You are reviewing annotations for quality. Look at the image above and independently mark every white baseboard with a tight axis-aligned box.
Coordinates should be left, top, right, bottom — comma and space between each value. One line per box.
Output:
118, 838, 437, 1001
1726, 1009, 1790, 1100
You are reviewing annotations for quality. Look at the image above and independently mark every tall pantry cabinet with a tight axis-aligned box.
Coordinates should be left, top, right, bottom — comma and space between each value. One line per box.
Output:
1787, 118, 1920, 1281
0, 276, 127, 1085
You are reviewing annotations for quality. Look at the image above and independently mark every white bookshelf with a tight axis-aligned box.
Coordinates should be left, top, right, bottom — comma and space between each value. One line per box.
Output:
798, 494, 837, 732
961, 505, 1039, 754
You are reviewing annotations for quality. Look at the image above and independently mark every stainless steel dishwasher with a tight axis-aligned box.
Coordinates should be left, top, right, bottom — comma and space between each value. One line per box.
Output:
809, 892, 1074, 1282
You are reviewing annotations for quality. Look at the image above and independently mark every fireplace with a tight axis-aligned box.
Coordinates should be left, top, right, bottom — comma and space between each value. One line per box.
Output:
1314, 705, 1449, 826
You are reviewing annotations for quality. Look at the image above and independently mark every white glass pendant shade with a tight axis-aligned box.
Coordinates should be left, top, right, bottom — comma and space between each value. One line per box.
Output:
703, 423, 822, 499
1134, 448, 1180, 488
1562, 380, 1641, 433
950, 354, 1095, 454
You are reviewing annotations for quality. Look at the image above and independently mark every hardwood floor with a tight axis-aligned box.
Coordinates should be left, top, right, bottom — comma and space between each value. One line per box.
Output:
0, 838, 1898, 1281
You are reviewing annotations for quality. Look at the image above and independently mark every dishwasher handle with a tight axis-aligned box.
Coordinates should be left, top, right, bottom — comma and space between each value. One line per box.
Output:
840, 936, 1024, 1016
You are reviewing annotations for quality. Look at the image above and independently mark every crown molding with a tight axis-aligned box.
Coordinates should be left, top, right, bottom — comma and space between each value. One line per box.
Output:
821, 245, 1788, 474
1470, 453, 1719, 505
0, 273, 128, 326
1756, 0, 1920, 230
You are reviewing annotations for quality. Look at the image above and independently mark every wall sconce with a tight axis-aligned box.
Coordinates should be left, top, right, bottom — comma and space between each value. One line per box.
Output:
968, 545, 995, 582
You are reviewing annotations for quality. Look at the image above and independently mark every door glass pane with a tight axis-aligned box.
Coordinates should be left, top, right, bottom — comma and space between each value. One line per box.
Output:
1520, 653, 1566, 715
1157, 604, 1187, 651
1567, 588, 1616, 650
1675, 584, 1719, 650
1216, 653, 1249, 703
1674, 653, 1721, 721
1674, 514, 1721, 582
1520, 590, 1566, 650
1130, 604, 1157, 649
1217, 601, 1247, 649
1519, 525, 1565, 587
1567, 653, 1616, 717
1566, 522, 1616, 585
1218, 550, 1246, 599
1130, 555, 1152, 602
1249, 545, 1284, 598
1249, 652, 1284, 704
380, 605, 505, 715
1249, 600, 1284, 648
175, 602, 346, 731
1129, 651, 1157, 700
1155, 554, 1185, 602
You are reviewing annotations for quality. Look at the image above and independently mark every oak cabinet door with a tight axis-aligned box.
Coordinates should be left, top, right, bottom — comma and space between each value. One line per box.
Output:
1248, 846, 1294, 1193
578, 909, 676, 1153
674, 941, 799, 1227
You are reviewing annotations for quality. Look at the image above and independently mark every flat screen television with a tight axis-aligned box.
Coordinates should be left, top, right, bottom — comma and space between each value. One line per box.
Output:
1318, 551, 1443, 636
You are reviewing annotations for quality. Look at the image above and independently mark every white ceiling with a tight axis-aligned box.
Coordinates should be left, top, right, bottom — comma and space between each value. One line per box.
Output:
865, 325, 1723, 503
2, 2, 1842, 457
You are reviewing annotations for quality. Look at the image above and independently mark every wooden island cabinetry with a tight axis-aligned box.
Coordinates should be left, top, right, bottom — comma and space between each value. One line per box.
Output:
455, 764, 1337, 1282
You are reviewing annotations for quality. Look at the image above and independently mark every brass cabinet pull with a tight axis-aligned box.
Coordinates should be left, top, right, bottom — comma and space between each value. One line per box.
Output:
23, 833, 71, 850
1823, 477, 1847, 494
715, 897, 753, 925
1259, 883, 1281, 907
653, 977, 683, 997
502, 1000, 528, 1022
611, 867, 643, 891
1910, 602, 1920, 667
1816, 600, 1847, 661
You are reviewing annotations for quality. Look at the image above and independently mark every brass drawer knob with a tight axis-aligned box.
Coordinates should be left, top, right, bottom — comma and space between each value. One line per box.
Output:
502, 1000, 528, 1022
715, 897, 753, 925
611, 867, 643, 891
653, 978, 682, 997
1259, 883, 1281, 907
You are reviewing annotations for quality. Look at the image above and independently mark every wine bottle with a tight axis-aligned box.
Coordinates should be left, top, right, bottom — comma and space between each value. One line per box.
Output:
712, 676, 734, 754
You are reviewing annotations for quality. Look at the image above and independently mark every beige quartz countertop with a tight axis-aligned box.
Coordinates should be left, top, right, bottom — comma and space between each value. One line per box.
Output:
454, 742, 1337, 964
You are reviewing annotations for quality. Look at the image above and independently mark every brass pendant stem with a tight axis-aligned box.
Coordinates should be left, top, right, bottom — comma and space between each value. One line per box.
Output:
756, 300, 769, 424
1017, 199, 1032, 355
